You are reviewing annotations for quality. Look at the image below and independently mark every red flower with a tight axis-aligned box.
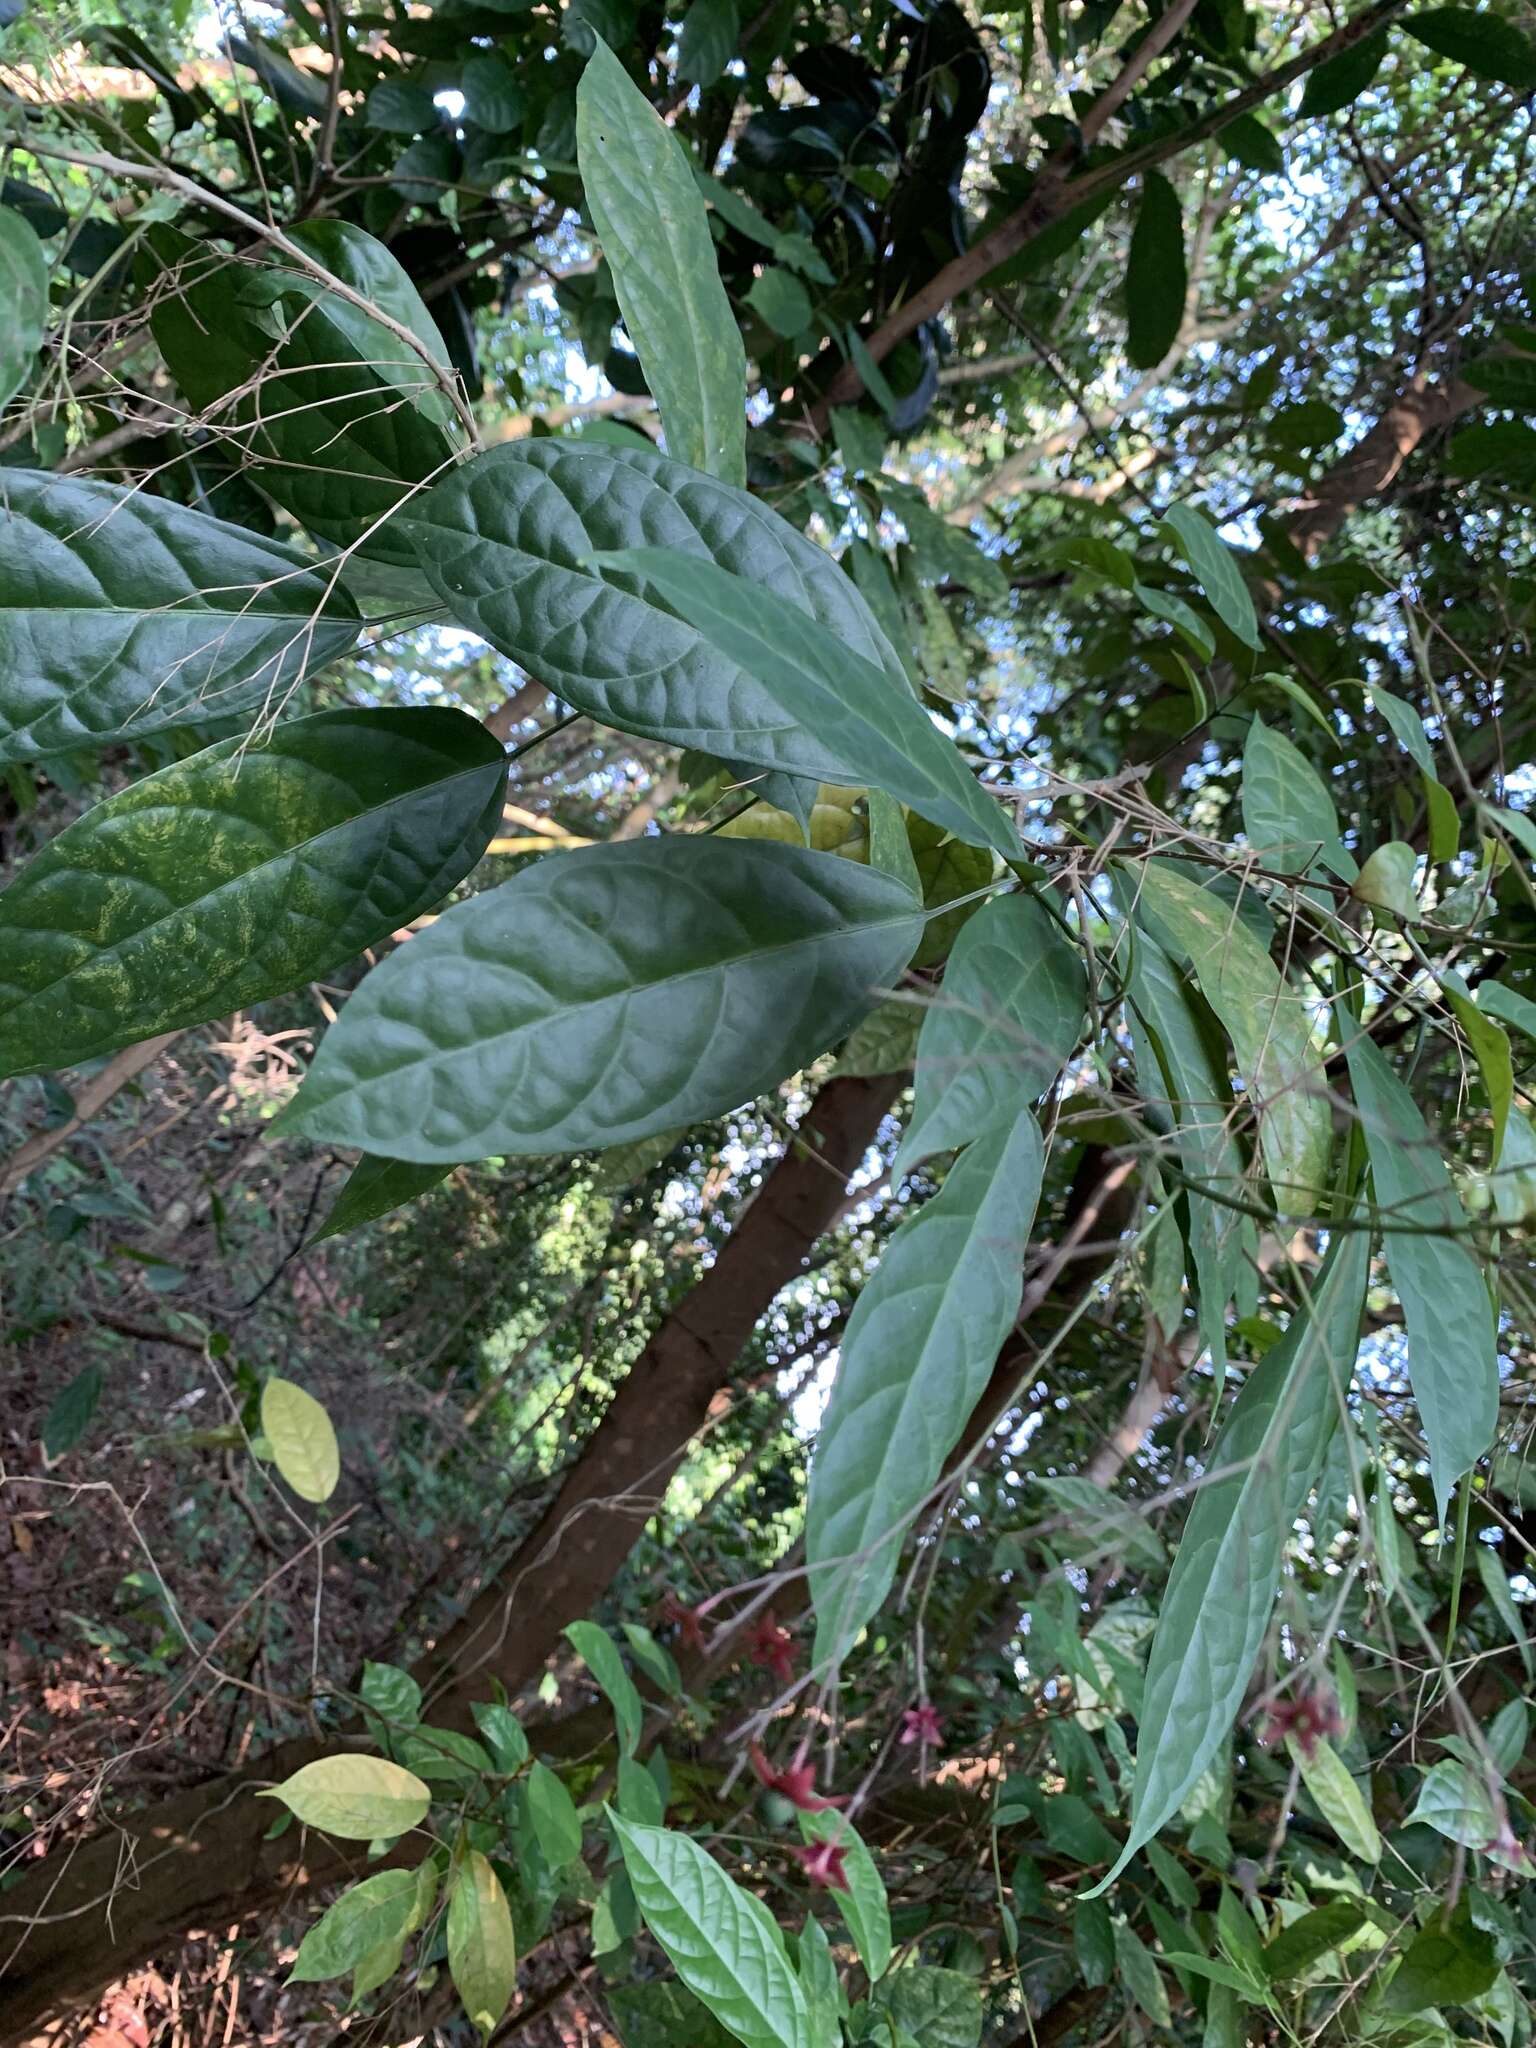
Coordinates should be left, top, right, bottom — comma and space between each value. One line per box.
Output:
659, 1591, 708, 1655
792, 1837, 850, 1891
1261, 1688, 1344, 1760
746, 1610, 796, 1686
747, 1740, 846, 1813
900, 1703, 944, 1749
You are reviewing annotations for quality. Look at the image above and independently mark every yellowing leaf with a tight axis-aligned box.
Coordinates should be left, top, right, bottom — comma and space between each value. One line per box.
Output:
261, 1377, 340, 1504
447, 1850, 517, 2038
263, 1754, 431, 1839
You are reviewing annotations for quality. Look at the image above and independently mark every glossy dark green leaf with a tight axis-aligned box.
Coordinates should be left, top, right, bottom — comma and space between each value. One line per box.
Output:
310, 1156, 454, 1244
448, 1849, 518, 2037
1446, 418, 1536, 488
1298, 26, 1388, 114
1161, 506, 1260, 651
285, 838, 924, 1163
808, 1113, 1044, 1664
290, 1867, 422, 1983
0, 708, 506, 1077
400, 441, 909, 776
798, 1811, 890, 1980
564, 1622, 644, 1756
1126, 172, 1185, 370
527, 1762, 584, 1867
461, 55, 525, 133
1135, 862, 1331, 1215
897, 892, 1083, 1172
1344, 1030, 1498, 1519
1383, 1899, 1499, 2012
1074, 1897, 1115, 1986
678, 0, 740, 85
471, 1701, 530, 1771
0, 207, 47, 408
150, 222, 463, 559
576, 39, 747, 485
1242, 718, 1356, 881
593, 548, 1015, 857
1220, 113, 1284, 173
1404, 6, 1536, 85
1088, 1232, 1368, 1892
1262, 1899, 1368, 1982
0, 469, 361, 765
1463, 352, 1536, 409
609, 1814, 810, 2048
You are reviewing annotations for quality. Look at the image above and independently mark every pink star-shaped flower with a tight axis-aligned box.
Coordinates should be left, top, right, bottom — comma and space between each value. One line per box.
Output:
792, 1837, 850, 1891
900, 1703, 945, 1748
659, 1591, 707, 1655
747, 1740, 846, 1813
1261, 1689, 1343, 1760
745, 1611, 796, 1686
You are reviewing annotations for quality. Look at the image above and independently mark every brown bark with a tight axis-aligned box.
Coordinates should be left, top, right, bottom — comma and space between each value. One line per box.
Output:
1282, 370, 1482, 558
0, 1074, 899, 2039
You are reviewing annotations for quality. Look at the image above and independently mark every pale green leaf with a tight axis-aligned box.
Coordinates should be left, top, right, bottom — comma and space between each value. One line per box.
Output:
290, 1868, 422, 1983
1344, 1029, 1498, 1520
261, 1377, 340, 1504
448, 1849, 517, 2038
1441, 968, 1512, 1164
591, 547, 1016, 858
798, 1811, 890, 1980
796, 1913, 840, 2046
896, 893, 1083, 1173
565, 1621, 645, 1756
285, 839, 924, 1162
609, 1814, 811, 2048
808, 1113, 1044, 1664
1241, 718, 1355, 880
1161, 505, 1261, 651
1291, 1736, 1380, 1861
0, 469, 361, 767
0, 708, 506, 1078
576, 38, 747, 484
1352, 841, 1419, 919
0, 208, 47, 408
1133, 861, 1332, 1215
263, 1754, 431, 1839
1087, 1232, 1368, 1892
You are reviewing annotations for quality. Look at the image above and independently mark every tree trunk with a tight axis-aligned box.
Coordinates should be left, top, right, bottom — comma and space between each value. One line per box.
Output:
0, 1075, 899, 2041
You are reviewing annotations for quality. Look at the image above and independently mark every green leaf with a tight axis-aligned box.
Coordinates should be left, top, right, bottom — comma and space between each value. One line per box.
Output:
366, 79, 438, 131
472, 1701, 531, 1772
1114, 1920, 1172, 2028
290, 1867, 422, 1983
1344, 1029, 1498, 1520
865, 791, 922, 898
448, 1849, 518, 2037
1124, 919, 1254, 1366
1442, 968, 1512, 1164
1134, 861, 1332, 1215
527, 1761, 584, 1867
400, 442, 909, 770
1473, 1545, 1534, 1677
808, 1113, 1044, 1664
1487, 1695, 1528, 1775
261, 1377, 340, 1504
617, 1755, 665, 1824
1424, 772, 1460, 863
1087, 1231, 1368, 1892
0, 208, 48, 408
1407, 1757, 1501, 1847
311, 1157, 454, 1245
0, 470, 361, 766
1036, 1477, 1167, 1572
835, 998, 922, 1078
262, 1754, 431, 1839
678, 0, 740, 85
461, 55, 526, 133
609, 1813, 811, 2048
1161, 506, 1261, 652
398, 1726, 495, 1785
1384, 1899, 1500, 2013
1126, 171, 1186, 370
1291, 1736, 1381, 1862
1298, 26, 1388, 114
1363, 682, 1435, 773
360, 1661, 423, 1733
1352, 841, 1419, 919
42, 1364, 104, 1460
591, 548, 1015, 858
576, 38, 747, 485
1262, 1898, 1368, 1982
0, 707, 506, 1078
869, 1967, 981, 2048
1135, 581, 1216, 660
621, 1622, 684, 1698
565, 1622, 645, 1756
798, 1811, 891, 1980
748, 262, 815, 338
1241, 719, 1356, 880
796, 1914, 840, 2043
1221, 112, 1285, 173
285, 837, 924, 1164
1447, 417, 1536, 489
1074, 1897, 1116, 1986
1463, 352, 1536, 409
1404, 6, 1536, 85
150, 223, 462, 560
897, 893, 1083, 1172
